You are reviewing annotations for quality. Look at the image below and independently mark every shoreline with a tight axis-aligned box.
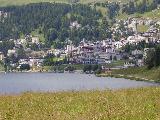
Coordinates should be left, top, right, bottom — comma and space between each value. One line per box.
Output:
1, 70, 160, 83
0, 70, 83, 73
96, 73, 160, 83
0, 86, 158, 96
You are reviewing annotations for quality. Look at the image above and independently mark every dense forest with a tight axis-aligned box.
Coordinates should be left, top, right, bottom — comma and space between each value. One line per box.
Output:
0, 3, 112, 47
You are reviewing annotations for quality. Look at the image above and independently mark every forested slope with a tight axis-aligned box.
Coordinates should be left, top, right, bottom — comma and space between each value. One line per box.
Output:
0, 3, 111, 47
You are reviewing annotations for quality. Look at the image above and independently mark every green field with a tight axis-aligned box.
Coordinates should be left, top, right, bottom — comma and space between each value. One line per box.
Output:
107, 60, 125, 67
0, 87, 159, 119
44, 64, 84, 71
111, 67, 160, 82
117, 9, 160, 20
31, 29, 45, 43
137, 25, 149, 33
0, 63, 4, 71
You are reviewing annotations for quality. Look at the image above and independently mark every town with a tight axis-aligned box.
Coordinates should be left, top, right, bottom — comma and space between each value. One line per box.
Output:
0, 1, 160, 119
0, 16, 160, 72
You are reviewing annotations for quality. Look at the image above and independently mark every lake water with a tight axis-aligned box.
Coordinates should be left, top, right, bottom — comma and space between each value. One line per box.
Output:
0, 73, 159, 94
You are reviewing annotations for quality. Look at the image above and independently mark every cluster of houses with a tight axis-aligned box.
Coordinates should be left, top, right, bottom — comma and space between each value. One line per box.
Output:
65, 39, 122, 64
0, 17, 160, 71
0, 10, 8, 22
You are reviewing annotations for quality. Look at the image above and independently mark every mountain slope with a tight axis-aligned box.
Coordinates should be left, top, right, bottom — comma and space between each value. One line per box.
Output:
0, 0, 128, 6
0, 0, 68, 6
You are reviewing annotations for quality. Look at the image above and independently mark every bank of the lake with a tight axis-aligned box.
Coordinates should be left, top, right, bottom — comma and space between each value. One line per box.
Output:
97, 67, 160, 83
0, 87, 159, 120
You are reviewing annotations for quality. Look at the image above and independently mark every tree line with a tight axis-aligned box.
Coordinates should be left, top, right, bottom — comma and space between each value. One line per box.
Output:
144, 45, 160, 69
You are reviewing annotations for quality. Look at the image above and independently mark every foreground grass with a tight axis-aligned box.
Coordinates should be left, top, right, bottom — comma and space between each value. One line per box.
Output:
0, 87, 160, 120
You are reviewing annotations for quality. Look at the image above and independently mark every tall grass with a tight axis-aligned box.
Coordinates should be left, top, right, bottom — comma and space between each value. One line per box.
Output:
0, 87, 159, 119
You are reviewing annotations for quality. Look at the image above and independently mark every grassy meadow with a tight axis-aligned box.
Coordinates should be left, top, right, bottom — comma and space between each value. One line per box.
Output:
105, 67, 160, 82
0, 87, 159, 120
137, 25, 149, 33
0, 62, 4, 71
117, 9, 160, 20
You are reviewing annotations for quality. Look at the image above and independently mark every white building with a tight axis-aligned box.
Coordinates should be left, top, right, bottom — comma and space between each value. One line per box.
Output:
114, 41, 123, 49
0, 52, 4, 61
7, 49, 17, 57
65, 44, 76, 55
127, 35, 146, 44
70, 21, 81, 29
32, 37, 39, 44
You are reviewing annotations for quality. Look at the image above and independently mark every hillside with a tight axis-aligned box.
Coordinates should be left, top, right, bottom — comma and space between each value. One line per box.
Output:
0, 87, 159, 119
0, 0, 128, 6
117, 9, 160, 20
0, 0, 159, 20
0, 0, 68, 7
0, 3, 105, 46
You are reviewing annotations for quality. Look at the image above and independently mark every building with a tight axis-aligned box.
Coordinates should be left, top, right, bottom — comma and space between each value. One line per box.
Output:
0, 52, 4, 61
131, 49, 143, 56
32, 37, 39, 44
7, 49, 17, 57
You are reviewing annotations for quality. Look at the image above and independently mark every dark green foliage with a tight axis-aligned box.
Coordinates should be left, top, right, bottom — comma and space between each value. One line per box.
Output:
107, 2, 120, 19
83, 64, 92, 72
20, 64, 30, 71
0, 41, 15, 55
64, 65, 75, 71
17, 47, 26, 59
83, 64, 102, 73
122, 41, 156, 54
155, 45, 160, 67
144, 48, 155, 69
144, 45, 160, 69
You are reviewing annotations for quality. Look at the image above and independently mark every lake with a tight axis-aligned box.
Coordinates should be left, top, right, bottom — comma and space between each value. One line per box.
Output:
0, 73, 159, 94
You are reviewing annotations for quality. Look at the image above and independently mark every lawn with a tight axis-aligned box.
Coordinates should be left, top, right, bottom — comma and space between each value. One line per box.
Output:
117, 9, 160, 20
137, 25, 149, 33
0, 62, 4, 71
31, 29, 45, 43
44, 64, 85, 71
0, 87, 159, 119
107, 60, 125, 67
111, 66, 160, 82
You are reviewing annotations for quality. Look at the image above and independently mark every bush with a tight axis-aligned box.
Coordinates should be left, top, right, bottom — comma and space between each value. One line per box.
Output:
83, 64, 102, 73
20, 64, 30, 71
